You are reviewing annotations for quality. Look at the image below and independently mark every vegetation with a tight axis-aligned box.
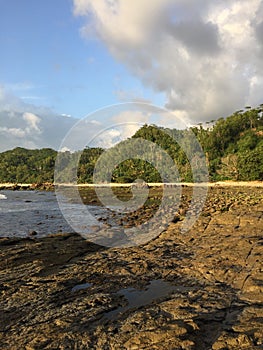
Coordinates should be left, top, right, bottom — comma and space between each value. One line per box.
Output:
195, 105, 263, 180
0, 148, 56, 183
0, 105, 262, 183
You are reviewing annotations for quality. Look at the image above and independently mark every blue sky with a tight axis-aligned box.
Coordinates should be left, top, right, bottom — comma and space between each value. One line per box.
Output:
1, 0, 263, 151
0, 0, 163, 118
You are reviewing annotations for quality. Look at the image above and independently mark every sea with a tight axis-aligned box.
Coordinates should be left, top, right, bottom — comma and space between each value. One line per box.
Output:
0, 190, 104, 238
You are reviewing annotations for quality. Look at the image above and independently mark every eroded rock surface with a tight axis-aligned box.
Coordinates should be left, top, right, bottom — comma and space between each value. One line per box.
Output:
0, 187, 262, 349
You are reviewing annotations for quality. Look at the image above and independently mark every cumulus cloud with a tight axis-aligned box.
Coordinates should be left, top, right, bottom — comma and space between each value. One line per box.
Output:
58, 110, 148, 150
23, 112, 41, 133
0, 86, 78, 152
95, 128, 121, 148
73, 0, 263, 122
59, 103, 191, 152
111, 110, 150, 139
0, 127, 26, 138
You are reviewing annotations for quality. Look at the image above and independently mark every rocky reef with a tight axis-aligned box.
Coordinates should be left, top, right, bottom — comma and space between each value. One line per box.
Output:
0, 186, 262, 349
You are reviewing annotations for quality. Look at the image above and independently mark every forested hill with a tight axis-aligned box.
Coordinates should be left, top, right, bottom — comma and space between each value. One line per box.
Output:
132, 105, 263, 182
0, 105, 262, 183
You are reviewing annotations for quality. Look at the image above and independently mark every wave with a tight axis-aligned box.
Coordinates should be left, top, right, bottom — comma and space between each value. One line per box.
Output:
0, 194, 7, 200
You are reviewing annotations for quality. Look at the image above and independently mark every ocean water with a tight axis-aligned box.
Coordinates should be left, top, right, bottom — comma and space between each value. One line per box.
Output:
0, 190, 104, 238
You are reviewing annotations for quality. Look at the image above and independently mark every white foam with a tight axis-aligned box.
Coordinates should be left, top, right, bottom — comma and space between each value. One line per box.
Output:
0, 194, 7, 199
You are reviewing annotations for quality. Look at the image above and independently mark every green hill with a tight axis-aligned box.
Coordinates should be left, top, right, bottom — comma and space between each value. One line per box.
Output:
0, 105, 262, 183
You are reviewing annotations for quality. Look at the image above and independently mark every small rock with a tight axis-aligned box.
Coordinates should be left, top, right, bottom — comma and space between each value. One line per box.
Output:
29, 230, 37, 236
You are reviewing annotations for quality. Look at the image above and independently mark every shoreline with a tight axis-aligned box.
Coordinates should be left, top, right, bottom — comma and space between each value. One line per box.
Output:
0, 180, 263, 190
0, 186, 262, 348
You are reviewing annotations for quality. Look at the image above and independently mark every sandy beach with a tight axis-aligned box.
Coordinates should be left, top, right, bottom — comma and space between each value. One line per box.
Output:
0, 180, 263, 190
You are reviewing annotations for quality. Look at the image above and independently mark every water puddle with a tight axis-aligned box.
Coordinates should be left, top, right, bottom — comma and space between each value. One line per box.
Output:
71, 282, 92, 292
105, 279, 188, 320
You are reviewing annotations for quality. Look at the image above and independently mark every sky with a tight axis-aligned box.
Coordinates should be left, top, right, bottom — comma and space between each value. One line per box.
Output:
1, 0, 263, 151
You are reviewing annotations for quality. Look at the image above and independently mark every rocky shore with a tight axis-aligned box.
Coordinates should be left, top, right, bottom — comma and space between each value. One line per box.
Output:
0, 186, 262, 349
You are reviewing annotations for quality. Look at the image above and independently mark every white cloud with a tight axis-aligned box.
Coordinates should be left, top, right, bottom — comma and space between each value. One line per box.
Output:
0, 127, 26, 138
89, 119, 102, 125
61, 113, 72, 118
112, 110, 149, 124
0, 86, 79, 152
96, 128, 121, 148
73, 0, 263, 122
23, 112, 41, 133
111, 110, 150, 140
60, 147, 71, 153
21, 96, 45, 101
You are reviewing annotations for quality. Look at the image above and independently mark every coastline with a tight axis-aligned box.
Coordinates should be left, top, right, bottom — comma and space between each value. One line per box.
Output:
0, 180, 263, 191
0, 186, 262, 349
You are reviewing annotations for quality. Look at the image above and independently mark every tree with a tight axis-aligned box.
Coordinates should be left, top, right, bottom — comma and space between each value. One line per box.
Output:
217, 154, 240, 180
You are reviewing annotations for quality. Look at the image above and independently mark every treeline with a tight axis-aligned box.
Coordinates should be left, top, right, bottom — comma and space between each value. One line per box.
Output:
196, 105, 263, 181
131, 105, 263, 181
0, 105, 262, 183
0, 147, 104, 184
0, 148, 57, 183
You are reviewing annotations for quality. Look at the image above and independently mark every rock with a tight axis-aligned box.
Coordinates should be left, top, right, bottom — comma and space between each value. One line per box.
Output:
0, 186, 262, 349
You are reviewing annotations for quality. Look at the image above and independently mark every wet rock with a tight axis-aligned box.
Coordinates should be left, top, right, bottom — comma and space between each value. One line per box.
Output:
0, 186, 262, 349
